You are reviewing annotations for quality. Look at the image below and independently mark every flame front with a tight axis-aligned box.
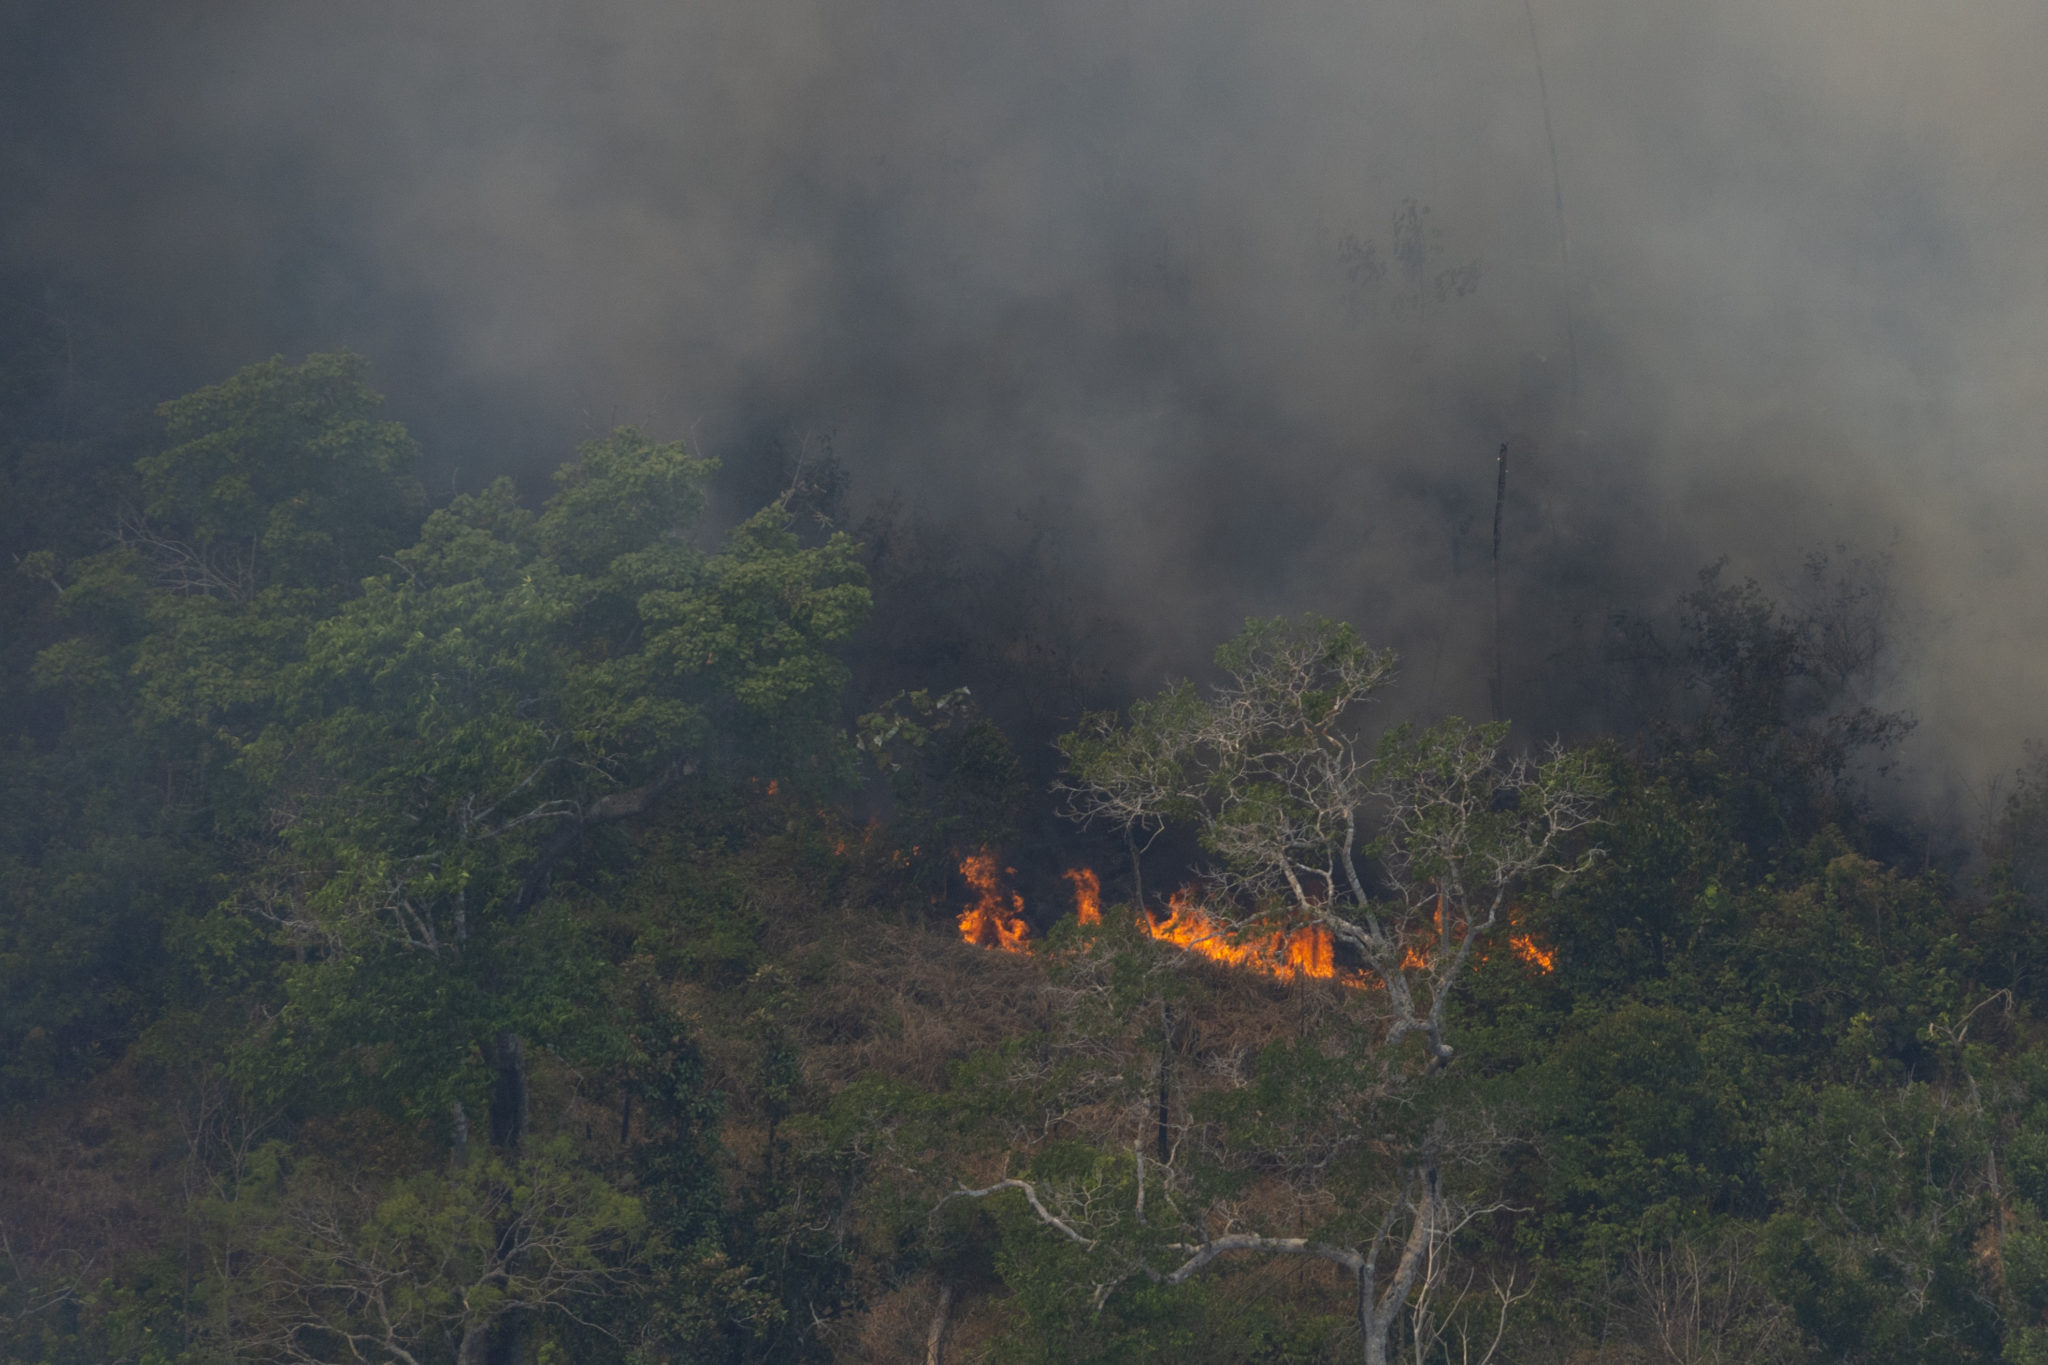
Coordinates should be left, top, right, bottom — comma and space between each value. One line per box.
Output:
1064, 867, 1102, 926
958, 851, 1032, 953
957, 859, 1558, 983
1142, 887, 1345, 984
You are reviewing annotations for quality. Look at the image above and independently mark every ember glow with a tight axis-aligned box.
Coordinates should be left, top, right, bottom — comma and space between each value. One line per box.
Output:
958, 851, 1031, 953
1509, 933, 1556, 973
1503, 906, 1557, 975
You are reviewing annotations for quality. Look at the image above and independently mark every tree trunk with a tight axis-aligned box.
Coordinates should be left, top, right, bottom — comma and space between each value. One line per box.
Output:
1356, 1263, 1376, 1365
1359, 1164, 1440, 1365
490, 1031, 529, 1150
457, 1319, 490, 1365
925, 1280, 955, 1365
1490, 443, 1508, 725
1156, 1002, 1173, 1165
1125, 825, 1146, 913
487, 1311, 528, 1365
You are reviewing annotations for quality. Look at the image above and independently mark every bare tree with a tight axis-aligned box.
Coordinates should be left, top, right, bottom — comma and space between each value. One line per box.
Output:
1062, 616, 1601, 1067
114, 505, 261, 601
944, 1113, 1522, 1365
1035, 615, 1603, 1364
214, 1142, 645, 1365
1621, 1230, 1798, 1365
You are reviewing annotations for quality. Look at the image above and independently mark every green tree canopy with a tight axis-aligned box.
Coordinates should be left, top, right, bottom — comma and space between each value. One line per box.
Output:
219, 428, 870, 1127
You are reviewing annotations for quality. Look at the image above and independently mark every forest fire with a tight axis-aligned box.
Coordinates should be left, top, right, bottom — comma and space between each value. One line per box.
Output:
1064, 867, 1101, 925
1502, 905, 1556, 974
956, 859, 1556, 982
957, 851, 1032, 953
1142, 887, 1349, 984
1509, 932, 1556, 973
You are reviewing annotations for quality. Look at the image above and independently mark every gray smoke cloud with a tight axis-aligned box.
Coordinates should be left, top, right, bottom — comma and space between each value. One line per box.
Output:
6, 0, 2046, 816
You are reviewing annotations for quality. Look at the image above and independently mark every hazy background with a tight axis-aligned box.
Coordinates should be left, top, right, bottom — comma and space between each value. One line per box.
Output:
5, 0, 2045, 819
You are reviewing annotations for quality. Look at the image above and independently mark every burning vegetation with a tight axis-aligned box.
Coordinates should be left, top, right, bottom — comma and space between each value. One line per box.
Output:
956, 851, 1031, 953
1143, 886, 1348, 983
1509, 926, 1557, 973
1063, 866, 1101, 926
956, 853, 1556, 985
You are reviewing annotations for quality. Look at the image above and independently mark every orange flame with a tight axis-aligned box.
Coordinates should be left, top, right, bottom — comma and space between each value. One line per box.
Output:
1131, 884, 1555, 984
959, 852, 1032, 953
1064, 868, 1102, 926
1509, 934, 1556, 973
955, 859, 1559, 982
1502, 905, 1557, 974
1141, 887, 1345, 983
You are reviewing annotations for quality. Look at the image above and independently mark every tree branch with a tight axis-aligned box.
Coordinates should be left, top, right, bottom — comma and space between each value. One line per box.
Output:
506, 755, 697, 918
944, 1179, 1097, 1249
1160, 1233, 1365, 1283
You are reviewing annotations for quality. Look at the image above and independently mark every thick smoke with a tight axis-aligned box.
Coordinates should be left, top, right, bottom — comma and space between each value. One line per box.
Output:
6, 0, 2046, 813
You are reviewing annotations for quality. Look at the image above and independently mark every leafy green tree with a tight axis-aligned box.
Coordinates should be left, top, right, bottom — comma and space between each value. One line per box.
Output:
13, 358, 871, 1362
1759, 1080, 2002, 1364
857, 687, 1029, 901
211, 426, 869, 1136
1977, 753, 2048, 1009
3, 354, 427, 1104
1610, 557, 1913, 861
1535, 1001, 1751, 1255
129, 352, 424, 600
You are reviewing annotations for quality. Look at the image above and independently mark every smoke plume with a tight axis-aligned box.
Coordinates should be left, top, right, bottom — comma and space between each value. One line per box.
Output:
7, 0, 2046, 814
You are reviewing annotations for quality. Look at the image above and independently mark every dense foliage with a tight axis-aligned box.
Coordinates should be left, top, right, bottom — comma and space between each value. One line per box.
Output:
5, 351, 2048, 1363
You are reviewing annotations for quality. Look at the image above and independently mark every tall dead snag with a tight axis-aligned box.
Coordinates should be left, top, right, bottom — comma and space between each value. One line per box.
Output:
1491, 442, 1509, 724
1038, 615, 1603, 1363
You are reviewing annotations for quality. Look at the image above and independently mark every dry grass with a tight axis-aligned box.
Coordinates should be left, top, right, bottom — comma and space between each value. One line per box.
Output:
0, 1054, 199, 1328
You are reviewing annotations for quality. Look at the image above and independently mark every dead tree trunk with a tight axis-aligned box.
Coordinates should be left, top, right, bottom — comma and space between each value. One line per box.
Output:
925, 1280, 955, 1365
1490, 443, 1509, 724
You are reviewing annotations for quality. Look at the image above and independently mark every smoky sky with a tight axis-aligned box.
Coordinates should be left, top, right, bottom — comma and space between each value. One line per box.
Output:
6, 0, 2047, 812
